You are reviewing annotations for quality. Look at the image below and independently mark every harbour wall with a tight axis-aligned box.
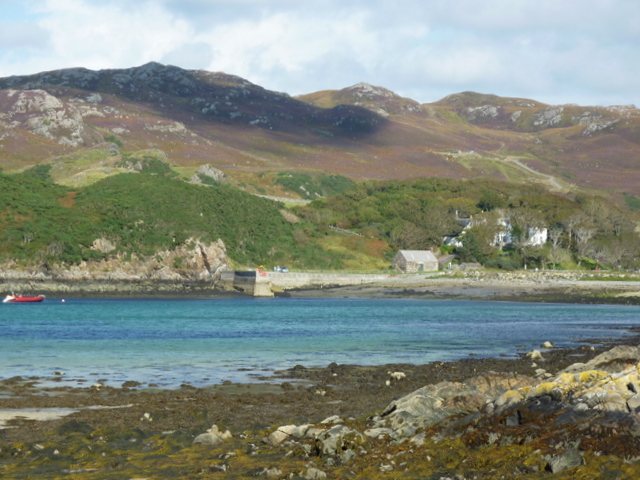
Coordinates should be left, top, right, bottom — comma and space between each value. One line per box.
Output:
218, 271, 393, 297
267, 272, 391, 290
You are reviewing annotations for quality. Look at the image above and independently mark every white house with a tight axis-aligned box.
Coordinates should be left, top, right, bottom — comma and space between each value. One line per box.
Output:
444, 215, 547, 248
494, 218, 547, 248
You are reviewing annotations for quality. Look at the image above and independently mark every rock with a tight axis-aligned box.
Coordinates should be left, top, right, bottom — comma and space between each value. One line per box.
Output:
533, 106, 564, 127
304, 467, 327, 479
561, 345, 640, 374
582, 118, 619, 136
526, 349, 543, 360
546, 448, 583, 473
91, 238, 117, 253
190, 164, 227, 184
493, 389, 525, 410
363, 427, 395, 439
1, 89, 89, 146
320, 415, 343, 425
388, 371, 406, 380
193, 424, 232, 445
266, 424, 312, 445
467, 105, 499, 122
541, 341, 555, 349
262, 467, 282, 477
376, 373, 536, 434
265, 429, 289, 446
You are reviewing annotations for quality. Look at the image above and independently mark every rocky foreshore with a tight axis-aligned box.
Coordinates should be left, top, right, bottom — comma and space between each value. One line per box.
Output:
3, 268, 640, 303
287, 270, 640, 305
2, 334, 640, 478
0, 277, 234, 297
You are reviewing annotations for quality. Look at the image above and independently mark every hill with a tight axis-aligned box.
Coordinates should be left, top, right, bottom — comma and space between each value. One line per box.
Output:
0, 63, 639, 274
0, 63, 639, 202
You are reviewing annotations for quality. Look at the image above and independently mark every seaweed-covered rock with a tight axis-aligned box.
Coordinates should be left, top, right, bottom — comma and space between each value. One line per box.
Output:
193, 424, 232, 445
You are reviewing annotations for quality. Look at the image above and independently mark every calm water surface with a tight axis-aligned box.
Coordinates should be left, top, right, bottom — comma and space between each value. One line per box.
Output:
1, 297, 639, 388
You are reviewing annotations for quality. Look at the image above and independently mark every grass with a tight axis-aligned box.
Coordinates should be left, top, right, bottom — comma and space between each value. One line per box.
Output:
579, 275, 640, 282
317, 236, 391, 271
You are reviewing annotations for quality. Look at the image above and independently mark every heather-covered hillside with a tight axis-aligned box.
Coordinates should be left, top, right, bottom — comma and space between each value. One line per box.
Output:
1, 63, 639, 200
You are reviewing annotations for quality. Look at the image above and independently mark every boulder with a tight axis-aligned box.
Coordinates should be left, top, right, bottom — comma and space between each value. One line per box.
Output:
376, 372, 536, 434
266, 424, 312, 445
193, 424, 232, 445
546, 448, 583, 474
304, 467, 327, 479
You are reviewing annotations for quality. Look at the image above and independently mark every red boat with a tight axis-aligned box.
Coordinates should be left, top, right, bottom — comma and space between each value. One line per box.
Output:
3, 294, 45, 303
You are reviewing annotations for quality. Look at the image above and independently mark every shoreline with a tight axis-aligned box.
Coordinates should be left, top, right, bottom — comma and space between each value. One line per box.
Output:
3, 279, 640, 477
1, 329, 639, 477
286, 273, 640, 305
3, 270, 640, 304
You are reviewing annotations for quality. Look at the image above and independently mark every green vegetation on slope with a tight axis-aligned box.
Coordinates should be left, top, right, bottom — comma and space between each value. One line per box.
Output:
76, 173, 297, 264
623, 192, 640, 211
274, 171, 354, 199
0, 166, 100, 264
0, 167, 354, 269
294, 177, 640, 271
1, 168, 638, 272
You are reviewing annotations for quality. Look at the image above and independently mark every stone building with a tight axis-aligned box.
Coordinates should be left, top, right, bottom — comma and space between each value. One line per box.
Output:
392, 250, 439, 272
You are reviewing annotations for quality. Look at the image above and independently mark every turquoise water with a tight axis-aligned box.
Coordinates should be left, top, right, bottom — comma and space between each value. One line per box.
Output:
1, 297, 639, 388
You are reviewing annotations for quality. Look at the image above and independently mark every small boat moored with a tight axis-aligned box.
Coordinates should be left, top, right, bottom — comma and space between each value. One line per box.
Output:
3, 294, 46, 303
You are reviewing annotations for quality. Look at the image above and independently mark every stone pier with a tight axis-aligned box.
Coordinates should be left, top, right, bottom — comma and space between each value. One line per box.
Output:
219, 270, 274, 297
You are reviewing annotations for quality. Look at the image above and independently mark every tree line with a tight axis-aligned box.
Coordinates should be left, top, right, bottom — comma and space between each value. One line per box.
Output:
294, 177, 640, 271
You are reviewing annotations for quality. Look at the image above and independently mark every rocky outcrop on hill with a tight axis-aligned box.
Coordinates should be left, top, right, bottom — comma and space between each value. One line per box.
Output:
190, 163, 227, 184
0, 238, 231, 295
466, 104, 499, 122
0, 62, 384, 137
1, 62, 639, 198
336, 82, 423, 116
532, 106, 564, 127
0, 89, 96, 147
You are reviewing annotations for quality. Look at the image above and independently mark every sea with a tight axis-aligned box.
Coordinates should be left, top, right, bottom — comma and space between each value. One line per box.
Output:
1, 297, 639, 389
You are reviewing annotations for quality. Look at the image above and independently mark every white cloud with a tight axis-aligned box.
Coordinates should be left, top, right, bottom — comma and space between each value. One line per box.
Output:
0, 0, 638, 107
3, 0, 193, 73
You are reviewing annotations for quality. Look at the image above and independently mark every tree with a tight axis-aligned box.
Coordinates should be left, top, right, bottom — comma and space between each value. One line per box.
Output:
546, 245, 571, 270
548, 227, 564, 249
509, 208, 545, 269
574, 226, 596, 266
391, 222, 430, 250
562, 213, 586, 248
419, 207, 459, 245
458, 231, 485, 263
546, 227, 568, 270
465, 210, 502, 256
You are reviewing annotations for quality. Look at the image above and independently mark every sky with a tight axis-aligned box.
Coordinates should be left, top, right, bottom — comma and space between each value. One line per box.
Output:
0, 0, 639, 107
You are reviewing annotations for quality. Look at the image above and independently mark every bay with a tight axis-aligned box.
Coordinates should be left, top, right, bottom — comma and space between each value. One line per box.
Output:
1, 297, 639, 388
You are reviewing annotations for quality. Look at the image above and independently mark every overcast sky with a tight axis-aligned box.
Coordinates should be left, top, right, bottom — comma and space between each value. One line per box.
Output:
1, 0, 638, 107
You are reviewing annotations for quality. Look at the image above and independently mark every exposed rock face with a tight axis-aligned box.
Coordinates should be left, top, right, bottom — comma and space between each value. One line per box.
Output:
0, 62, 384, 136
533, 106, 564, 127
144, 120, 188, 135
0, 238, 230, 289
582, 118, 620, 136
467, 104, 499, 122
170, 237, 230, 282
0, 89, 89, 146
190, 164, 227, 184
91, 238, 117, 253
342, 82, 423, 116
